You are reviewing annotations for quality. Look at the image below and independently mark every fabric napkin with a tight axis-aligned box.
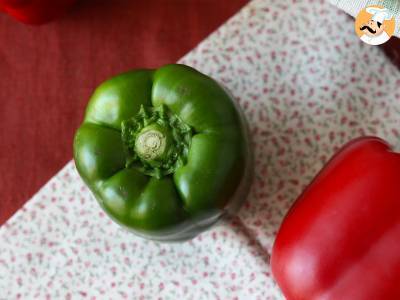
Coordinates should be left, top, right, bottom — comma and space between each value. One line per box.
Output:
1, 0, 400, 299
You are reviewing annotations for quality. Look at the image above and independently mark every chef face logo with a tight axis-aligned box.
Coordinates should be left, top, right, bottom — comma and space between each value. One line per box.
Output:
360, 19, 385, 36
355, 6, 395, 45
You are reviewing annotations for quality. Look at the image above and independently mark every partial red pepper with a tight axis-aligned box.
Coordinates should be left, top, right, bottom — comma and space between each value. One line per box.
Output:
0, 0, 77, 24
271, 137, 400, 300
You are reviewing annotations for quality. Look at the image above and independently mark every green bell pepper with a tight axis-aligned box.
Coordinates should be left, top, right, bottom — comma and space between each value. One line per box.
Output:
74, 64, 251, 241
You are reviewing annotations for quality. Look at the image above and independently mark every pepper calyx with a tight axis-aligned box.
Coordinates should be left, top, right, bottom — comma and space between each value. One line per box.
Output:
121, 105, 192, 179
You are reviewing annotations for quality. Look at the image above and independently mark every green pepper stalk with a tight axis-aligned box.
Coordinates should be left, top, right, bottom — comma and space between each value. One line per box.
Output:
121, 105, 192, 179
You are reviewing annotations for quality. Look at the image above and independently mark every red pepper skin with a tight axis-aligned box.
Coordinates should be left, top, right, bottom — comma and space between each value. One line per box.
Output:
271, 137, 400, 300
0, 0, 77, 24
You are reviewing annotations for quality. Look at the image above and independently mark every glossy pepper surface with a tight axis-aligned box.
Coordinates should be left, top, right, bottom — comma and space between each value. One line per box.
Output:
0, 0, 76, 24
74, 64, 250, 241
271, 137, 400, 300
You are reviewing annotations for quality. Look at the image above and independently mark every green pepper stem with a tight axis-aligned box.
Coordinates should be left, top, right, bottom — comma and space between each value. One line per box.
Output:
121, 105, 192, 178
135, 128, 167, 161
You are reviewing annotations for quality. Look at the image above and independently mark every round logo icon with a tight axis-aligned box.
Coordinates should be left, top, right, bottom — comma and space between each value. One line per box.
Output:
355, 5, 395, 46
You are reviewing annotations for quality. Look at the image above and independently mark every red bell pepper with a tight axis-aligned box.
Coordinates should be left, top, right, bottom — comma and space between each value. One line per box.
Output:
0, 0, 77, 24
271, 136, 400, 300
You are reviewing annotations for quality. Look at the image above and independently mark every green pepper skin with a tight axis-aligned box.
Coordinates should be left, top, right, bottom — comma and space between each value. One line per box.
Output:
74, 64, 250, 241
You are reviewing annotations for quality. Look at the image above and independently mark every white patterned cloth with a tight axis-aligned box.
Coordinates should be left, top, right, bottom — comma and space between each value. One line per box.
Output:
1, 0, 400, 299
330, 0, 400, 36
